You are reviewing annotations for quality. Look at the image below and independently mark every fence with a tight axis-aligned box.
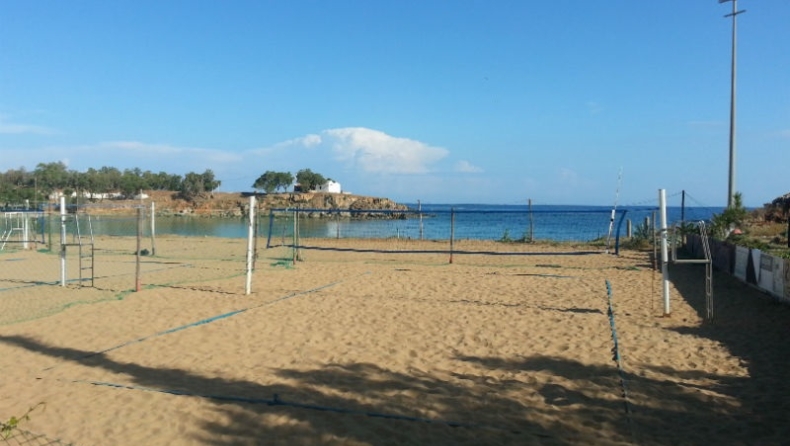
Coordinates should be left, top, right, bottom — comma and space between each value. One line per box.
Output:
685, 234, 789, 302
0, 204, 262, 327
1, 201, 677, 326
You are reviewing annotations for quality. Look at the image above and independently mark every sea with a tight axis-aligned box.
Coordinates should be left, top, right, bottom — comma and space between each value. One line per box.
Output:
81, 203, 725, 243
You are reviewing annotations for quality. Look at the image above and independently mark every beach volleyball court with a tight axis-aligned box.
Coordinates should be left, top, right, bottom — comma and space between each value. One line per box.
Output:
1, 238, 788, 445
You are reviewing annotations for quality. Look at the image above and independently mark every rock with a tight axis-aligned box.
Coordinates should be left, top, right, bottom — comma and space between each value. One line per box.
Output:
763, 192, 790, 222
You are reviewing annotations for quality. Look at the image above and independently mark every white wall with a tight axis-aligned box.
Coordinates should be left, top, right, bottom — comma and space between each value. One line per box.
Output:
317, 181, 342, 193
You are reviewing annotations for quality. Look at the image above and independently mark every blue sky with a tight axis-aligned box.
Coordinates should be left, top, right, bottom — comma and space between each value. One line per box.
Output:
1, 1, 788, 207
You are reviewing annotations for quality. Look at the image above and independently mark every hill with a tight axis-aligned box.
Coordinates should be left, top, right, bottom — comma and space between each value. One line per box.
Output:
86, 190, 408, 218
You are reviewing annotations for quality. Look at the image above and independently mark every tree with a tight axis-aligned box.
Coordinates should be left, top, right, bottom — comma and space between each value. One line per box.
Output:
295, 169, 326, 192
34, 161, 70, 193
98, 166, 123, 192
178, 169, 221, 201
710, 192, 748, 239
252, 171, 294, 193
201, 169, 221, 193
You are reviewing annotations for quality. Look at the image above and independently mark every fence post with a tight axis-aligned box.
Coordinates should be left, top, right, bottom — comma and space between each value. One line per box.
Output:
528, 199, 534, 243
614, 210, 627, 256
418, 200, 424, 240
659, 189, 670, 316
246, 196, 255, 295
266, 209, 274, 249
60, 196, 66, 287
449, 207, 455, 264
136, 207, 142, 292
48, 202, 53, 251
150, 201, 156, 256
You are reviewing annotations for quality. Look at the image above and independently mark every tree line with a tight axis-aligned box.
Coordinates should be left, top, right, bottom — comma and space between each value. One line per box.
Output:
0, 162, 220, 204
251, 168, 332, 194
0, 163, 335, 205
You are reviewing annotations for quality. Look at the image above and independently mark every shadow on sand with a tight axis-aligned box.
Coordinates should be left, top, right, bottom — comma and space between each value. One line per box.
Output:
667, 260, 790, 445
2, 317, 775, 446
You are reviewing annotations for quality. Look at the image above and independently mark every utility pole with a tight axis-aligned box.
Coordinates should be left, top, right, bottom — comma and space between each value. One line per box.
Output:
719, 0, 745, 208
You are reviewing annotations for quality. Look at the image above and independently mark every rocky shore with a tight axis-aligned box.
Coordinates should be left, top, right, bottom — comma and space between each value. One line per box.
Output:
82, 190, 409, 218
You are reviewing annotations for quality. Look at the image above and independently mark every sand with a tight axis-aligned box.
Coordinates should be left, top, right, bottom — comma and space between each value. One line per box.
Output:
1, 236, 789, 445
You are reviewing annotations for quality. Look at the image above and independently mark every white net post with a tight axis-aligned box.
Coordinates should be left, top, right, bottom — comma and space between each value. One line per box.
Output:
659, 189, 670, 316
60, 196, 67, 287
246, 195, 256, 295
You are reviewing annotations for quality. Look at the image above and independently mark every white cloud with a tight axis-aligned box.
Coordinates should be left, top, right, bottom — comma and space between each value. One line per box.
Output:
98, 141, 243, 164
586, 101, 604, 115
323, 127, 448, 174
0, 115, 53, 135
257, 127, 449, 174
775, 129, 790, 139
687, 120, 723, 129
558, 168, 579, 185
0, 127, 471, 199
271, 133, 323, 150
454, 160, 483, 173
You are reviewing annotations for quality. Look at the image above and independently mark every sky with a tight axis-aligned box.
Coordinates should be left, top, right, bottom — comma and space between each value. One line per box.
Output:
1, 1, 788, 207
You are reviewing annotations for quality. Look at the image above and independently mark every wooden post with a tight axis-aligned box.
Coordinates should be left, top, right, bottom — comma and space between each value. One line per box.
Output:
266, 210, 274, 249
136, 207, 142, 292
449, 208, 455, 264
150, 201, 156, 256
245, 196, 255, 295
528, 198, 534, 242
418, 200, 424, 240
292, 209, 297, 264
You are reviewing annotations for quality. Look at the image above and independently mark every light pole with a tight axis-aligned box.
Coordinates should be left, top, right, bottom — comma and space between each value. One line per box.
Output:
719, 0, 745, 208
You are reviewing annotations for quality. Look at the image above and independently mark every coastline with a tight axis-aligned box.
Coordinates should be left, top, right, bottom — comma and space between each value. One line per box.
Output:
72, 190, 408, 218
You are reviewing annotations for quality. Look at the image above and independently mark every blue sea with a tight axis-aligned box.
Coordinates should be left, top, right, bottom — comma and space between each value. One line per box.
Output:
77, 203, 725, 243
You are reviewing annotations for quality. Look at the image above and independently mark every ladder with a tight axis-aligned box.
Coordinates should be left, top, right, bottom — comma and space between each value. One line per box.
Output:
1, 213, 24, 250
671, 221, 713, 321
0, 211, 29, 251
65, 212, 95, 287
0, 229, 10, 250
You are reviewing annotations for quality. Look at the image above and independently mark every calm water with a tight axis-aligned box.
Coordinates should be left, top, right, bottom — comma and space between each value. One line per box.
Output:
54, 203, 723, 242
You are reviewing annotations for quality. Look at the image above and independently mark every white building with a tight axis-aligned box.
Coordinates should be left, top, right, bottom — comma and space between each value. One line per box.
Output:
316, 180, 342, 194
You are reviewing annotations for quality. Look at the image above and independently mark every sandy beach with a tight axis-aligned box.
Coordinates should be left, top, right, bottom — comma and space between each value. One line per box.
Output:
2, 236, 789, 445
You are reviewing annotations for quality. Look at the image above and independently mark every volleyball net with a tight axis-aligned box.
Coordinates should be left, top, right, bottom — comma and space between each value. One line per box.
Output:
262, 207, 660, 258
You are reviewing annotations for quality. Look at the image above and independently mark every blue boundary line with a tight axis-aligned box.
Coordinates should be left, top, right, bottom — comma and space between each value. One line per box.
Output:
41, 273, 369, 371
605, 280, 637, 443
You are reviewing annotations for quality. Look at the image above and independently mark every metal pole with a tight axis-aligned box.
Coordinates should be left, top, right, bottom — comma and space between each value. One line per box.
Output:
681, 190, 686, 224
720, 0, 746, 208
